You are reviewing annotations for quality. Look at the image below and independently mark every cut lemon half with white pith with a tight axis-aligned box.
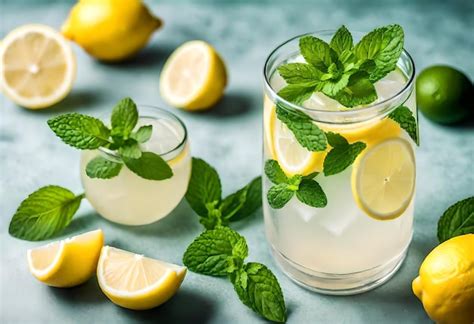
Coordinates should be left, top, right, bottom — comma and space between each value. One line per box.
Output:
265, 102, 325, 176
160, 40, 227, 111
0, 24, 76, 109
352, 138, 415, 220
27, 229, 104, 287
97, 246, 186, 310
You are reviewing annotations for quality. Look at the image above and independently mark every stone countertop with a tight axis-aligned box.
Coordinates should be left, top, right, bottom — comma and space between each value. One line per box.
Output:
1, 0, 473, 323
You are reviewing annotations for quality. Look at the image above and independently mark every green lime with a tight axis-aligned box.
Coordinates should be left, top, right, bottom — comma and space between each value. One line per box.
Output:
416, 65, 473, 124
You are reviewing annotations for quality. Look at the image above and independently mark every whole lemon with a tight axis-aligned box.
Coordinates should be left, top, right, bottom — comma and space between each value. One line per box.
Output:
61, 0, 162, 61
412, 234, 474, 324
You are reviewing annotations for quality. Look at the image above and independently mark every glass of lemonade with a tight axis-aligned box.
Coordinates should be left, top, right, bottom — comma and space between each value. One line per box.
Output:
81, 106, 191, 226
262, 30, 417, 294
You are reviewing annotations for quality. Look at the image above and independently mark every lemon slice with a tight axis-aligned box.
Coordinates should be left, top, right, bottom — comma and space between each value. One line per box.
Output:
352, 138, 415, 220
266, 103, 326, 176
160, 40, 227, 111
97, 246, 186, 310
338, 118, 401, 147
27, 229, 103, 287
0, 24, 76, 109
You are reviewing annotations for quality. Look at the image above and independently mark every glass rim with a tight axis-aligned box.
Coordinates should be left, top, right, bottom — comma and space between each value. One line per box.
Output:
263, 29, 416, 120
98, 105, 188, 161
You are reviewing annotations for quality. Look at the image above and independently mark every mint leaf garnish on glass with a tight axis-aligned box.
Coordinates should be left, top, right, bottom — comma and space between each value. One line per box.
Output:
265, 159, 327, 209
437, 197, 474, 243
183, 227, 286, 323
8, 186, 85, 241
323, 132, 366, 176
47, 97, 173, 181
277, 24, 404, 108
185, 158, 261, 229
389, 105, 419, 145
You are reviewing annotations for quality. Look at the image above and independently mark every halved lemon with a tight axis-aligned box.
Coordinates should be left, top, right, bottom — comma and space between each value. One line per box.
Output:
352, 138, 415, 220
160, 40, 227, 111
97, 246, 186, 310
0, 24, 76, 109
27, 229, 104, 287
265, 102, 326, 176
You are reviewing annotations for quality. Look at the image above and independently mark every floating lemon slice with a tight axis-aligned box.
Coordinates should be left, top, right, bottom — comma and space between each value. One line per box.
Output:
160, 40, 227, 111
352, 138, 415, 220
0, 24, 76, 109
265, 102, 326, 176
338, 118, 401, 147
27, 229, 104, 287
97, 246, 186, 310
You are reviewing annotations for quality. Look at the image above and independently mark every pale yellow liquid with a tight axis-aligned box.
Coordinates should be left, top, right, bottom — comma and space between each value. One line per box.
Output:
81, 117, 191, 225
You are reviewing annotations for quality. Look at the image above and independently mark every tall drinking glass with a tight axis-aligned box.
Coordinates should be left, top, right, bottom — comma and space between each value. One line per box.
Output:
262, 31, 417, 294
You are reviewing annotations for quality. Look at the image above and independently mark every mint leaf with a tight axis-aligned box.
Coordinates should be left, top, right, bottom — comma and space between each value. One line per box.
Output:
437, 197, 474, 243
118, 141, 142, 159
231, 262, 286, 323
86, 156, 122, 179
220, 188, 247, 221
330, 25, 353, 55
267, 183, 294, 209
278, 83, 316, 105
226, 177, 262, 222
48, 113, 110, 149
123, 152, 172, 180
324, 141, 366, 176
296, 179, 327, 208
264, 160, 288, 184
332, 71, 377, 107
302, 172, 319, 180
185, 158, 222, 217
354, 24, 404, 82
326, 131, 349, 147
389, 105, 419, 145
276, 105, 327, 152
9, 186, 84, 241
110, 97, 138, 138
132, 125, 152, 143
200, 202, 223, 230
277, 63, 322, 84
300, 35, 337, 72
320, 72, 352, 97
183, 227, 248, 276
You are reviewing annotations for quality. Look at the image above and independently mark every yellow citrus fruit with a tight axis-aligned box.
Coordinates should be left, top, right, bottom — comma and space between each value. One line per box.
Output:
412, 234, 474, 324
0, 24, 76, 109
160, 40, 227, 111
27, 229, 104, 287
337, 118, 401, 147
97, 246, 186, 310
264, 99, 326, 176
352, 138, 415, 220
61, 0, 161, 61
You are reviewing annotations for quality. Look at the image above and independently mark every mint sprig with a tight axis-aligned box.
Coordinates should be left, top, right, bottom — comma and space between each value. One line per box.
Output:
48, 97, 173, 181
323, 132, 366, 176
265, 159, 327, 209
277, 24, 404, 108
8, 186, 85, 241
437, 197, 474, 243
185, 158, 261, 229
389, 105, 419, 145
183, 227, 286, 323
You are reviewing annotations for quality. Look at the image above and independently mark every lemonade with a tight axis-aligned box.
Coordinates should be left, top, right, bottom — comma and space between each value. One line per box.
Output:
81, 106, 191, 225
263, 29, 417, 294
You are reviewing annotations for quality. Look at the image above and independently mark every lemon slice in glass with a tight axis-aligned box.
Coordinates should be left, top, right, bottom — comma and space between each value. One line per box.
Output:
27, 229, 104, 287
266, 103, 326, 176
0, 24, 76, 109
159, 40, 227, 111
97, 246, 186, 310
352, 138, 415, 220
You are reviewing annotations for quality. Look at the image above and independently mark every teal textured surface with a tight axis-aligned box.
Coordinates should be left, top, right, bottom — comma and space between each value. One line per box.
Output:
1, 1, 473, 323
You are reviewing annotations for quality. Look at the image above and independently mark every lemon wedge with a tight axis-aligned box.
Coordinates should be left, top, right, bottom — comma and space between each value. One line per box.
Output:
160, 40, 227, 111
265, 101, 326, 176
0, 24, 76, 109
97, 246, 186, 310
352, 138, 415, 220
27, 229, 103, 287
